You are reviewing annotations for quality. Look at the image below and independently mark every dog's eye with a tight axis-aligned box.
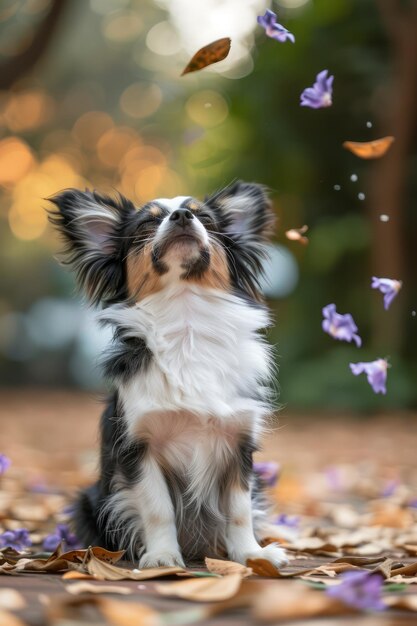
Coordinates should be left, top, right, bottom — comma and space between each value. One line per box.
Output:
139, 216, 161, 227
197, 212, 217, 228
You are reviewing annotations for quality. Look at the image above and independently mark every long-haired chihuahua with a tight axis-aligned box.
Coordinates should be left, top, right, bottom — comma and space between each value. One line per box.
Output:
49, 181, 288, 568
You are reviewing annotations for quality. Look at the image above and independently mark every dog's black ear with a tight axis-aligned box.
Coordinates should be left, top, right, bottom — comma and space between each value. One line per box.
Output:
206, 181, 274, 243
205, 181, 275, 298
49, 189, 135, 305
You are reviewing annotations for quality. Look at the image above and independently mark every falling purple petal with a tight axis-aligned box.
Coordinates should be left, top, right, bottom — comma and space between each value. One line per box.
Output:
371, 277, 402, 311
43, 524, 80, 552
327, 571, 386, 611
0, 528, 32, 551
257, 9, 295, 43
322, 304, 362, 347
253, 461, 281, 487
301, 69, 334, 109
0, 454, 11, 475
350, 359, 388, 395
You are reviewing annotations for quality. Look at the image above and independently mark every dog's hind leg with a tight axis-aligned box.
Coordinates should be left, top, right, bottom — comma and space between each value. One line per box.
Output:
73, 482, 104, 548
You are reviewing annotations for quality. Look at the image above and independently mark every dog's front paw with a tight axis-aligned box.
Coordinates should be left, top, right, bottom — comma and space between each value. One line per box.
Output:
241, 544, 289, 569
138, 550, 185, 569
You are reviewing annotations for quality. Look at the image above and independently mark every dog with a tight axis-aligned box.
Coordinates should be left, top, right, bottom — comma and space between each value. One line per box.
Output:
49, 181, 288, 568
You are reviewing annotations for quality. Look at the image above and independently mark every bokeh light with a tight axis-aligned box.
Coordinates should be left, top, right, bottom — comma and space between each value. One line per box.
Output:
0, 137, 35, 188
72, 111, 114, 150
119, 82, 163, 119
146, 21, 181, 56
185, 91, 228, 128
101, 10, 143, 42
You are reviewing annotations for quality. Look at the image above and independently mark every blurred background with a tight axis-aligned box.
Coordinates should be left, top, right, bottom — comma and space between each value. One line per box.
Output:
0, 0, 416, 412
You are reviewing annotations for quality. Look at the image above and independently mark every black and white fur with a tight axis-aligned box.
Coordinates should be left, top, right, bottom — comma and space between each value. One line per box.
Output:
49, 182, 287, 568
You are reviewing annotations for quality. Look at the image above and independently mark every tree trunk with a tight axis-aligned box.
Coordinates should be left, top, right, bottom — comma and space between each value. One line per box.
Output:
368, 0, 417, 352
0, 0, 69, 90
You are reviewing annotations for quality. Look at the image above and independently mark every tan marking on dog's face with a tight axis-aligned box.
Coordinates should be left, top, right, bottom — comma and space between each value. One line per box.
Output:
127, 239, 231, 301
127, 244, 164, 301
185, 200, 201, 212
189, 243, 230, 291
149, 204, 162, 217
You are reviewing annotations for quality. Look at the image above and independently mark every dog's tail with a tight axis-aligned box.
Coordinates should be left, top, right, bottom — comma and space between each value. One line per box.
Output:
73, 482, 102, 548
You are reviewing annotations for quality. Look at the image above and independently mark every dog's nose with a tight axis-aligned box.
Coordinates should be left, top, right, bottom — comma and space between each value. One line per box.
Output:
169, 209, 194, 227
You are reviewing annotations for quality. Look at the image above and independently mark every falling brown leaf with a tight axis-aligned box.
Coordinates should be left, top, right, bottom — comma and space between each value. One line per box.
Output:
0, 589, 26, 610
66, 582, 133, 595
252, 581, 358, 622
285, 225, 309, 245
205, 557, 252, 577
155, 573, 243, 602
343, 136, 395, 159
181, 38, 231, 75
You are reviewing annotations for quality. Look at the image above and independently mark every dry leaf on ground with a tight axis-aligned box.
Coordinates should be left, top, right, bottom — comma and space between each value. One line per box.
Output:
388, 561, 417, 577
181, 38, 231, 75
385, 594, 417, 612
48, 595, 159, 626
0, 609, 27, 626
0, 589, 26, 610
205, 557, 252, 577
62, 571, 95, 580
85, 552, 184, 581
66, 582, 133, 595
155, 573, 243, 602
252, 581, 358, 622
387, 575, 417, 584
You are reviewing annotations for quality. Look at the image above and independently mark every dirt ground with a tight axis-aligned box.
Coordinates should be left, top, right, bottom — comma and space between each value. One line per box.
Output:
1, 388, 416, 490
1, 389, 417, 625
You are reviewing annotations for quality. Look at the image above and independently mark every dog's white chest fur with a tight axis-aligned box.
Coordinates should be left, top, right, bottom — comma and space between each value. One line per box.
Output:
101, 285, 271, 441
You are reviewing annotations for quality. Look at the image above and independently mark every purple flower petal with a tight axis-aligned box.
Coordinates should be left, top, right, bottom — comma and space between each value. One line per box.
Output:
350, 358, 388, 394
381, 479, 399, 498
274, 513, 300, 528
43, 523, 80, 552
257, 9, 295, 43
371, 277, 402, 311
322, 304, 362, 347
253, 461, 281, 487
301, 69, 334, 109
327, 571, 386, 611
0, 454, 11, 475
0, 528, 32, 551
